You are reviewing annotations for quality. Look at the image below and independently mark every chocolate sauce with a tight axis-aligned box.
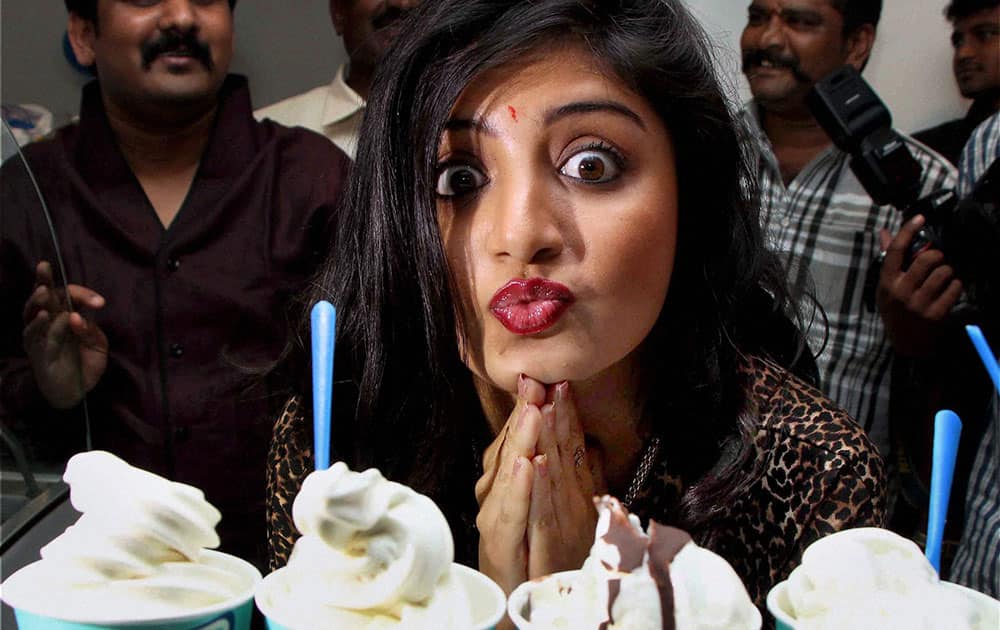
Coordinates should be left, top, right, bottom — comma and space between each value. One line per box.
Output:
596, 496, 692, 630
648, 522, 692, 630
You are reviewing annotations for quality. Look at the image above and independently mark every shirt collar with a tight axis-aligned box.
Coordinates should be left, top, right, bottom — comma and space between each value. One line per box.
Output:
75, 74, 259, 186
69, 75, 261, 244
744, 101, 782, 174
966, 99, 996, 128
197, 74, 259, 179
744, 99, 842, 180
321, 64, 366, 128
745, 101, 768, 144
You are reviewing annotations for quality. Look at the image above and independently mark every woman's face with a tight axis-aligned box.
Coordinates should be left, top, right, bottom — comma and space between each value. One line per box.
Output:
435, 42, 678, 394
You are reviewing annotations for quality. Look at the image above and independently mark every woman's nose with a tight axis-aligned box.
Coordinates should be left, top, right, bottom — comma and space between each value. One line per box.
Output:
486, 177, 565, 266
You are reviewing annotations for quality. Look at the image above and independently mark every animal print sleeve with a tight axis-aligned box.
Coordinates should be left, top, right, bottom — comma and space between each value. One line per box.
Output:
266, 395, 311, 572
766, 375, 888, 583
797, 445, 887, 546
741, 356, 888, 595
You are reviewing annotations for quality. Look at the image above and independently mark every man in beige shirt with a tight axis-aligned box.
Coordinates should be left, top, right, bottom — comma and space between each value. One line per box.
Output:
255, 0, 419, 158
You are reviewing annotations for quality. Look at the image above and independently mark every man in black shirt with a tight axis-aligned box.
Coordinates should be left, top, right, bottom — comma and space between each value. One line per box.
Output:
915, 0, 999, 165
0, 0, 348, 568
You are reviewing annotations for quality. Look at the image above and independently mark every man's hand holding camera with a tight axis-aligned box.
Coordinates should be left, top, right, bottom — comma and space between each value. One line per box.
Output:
877, 214, 964, 358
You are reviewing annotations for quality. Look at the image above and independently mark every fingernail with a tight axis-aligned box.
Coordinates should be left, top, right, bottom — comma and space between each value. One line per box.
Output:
535, 454, 548, 477
514, 456, 526, 474
554, 381, 569, 402
517, 374, 527, 397
542, 403, 555, 429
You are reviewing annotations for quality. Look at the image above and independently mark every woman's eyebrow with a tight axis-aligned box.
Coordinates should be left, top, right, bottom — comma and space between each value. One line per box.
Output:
444, 117, 500, 136
446, 100, 646, 135
544, 100, 646, 130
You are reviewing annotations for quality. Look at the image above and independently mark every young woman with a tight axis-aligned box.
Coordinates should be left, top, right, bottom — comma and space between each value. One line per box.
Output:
266, 0, 886, 606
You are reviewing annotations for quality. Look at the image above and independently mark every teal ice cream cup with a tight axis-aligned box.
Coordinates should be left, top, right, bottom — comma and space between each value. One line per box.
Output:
764, 579, 799, 630
2, 550, 262, 630
256, 562, 505, 630
766, 578, 1000, 629
459, 563, 508, 630
506, 569, 579, 629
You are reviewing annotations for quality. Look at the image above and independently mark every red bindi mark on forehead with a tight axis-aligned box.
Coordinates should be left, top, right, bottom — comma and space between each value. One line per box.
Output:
508, 105, 518, 122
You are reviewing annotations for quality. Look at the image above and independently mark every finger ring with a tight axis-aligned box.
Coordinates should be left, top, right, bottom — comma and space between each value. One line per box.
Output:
573, 446, 585, 468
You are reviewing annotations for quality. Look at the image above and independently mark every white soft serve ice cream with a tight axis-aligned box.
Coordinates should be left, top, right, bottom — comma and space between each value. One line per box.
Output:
782, 527, 997, 630
255, 461, 474, 629
518, 496, 761, 630
0, 450, 258, 621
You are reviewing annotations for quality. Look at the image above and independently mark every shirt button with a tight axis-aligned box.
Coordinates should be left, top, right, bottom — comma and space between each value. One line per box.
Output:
169, 343, 184, 358
174, 426, 190, 441
166, 257, 181, 272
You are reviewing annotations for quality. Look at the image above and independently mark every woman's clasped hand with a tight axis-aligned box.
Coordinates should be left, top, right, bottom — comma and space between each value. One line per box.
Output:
476, 376, 604, 593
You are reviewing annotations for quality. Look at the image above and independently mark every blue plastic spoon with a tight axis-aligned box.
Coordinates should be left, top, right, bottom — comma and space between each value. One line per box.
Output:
965, 325, 1000, 393
310, 300, 336, 471
925, 409, 962, 574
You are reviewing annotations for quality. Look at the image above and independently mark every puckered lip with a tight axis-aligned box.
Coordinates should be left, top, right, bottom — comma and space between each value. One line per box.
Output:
489, 278, 575, 335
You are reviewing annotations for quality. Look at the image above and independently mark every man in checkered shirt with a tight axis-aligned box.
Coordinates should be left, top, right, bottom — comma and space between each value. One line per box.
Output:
738, 0, 958, 471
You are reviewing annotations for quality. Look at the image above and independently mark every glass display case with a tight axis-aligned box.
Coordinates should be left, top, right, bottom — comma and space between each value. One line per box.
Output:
1, 119, 86, 627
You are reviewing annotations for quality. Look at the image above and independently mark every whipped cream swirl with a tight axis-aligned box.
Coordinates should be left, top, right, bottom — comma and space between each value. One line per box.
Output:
525, 496, 761, 630
39, 450, 222, 581
285, 461, 455, 613
1, 451, 259, 622
786, 528, 996, 629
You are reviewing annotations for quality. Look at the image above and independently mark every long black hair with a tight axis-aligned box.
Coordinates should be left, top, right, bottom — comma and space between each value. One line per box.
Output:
290, 0, 810, 558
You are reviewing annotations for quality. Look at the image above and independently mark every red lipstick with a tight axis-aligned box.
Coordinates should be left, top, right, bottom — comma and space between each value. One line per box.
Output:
489, 278, 575, 335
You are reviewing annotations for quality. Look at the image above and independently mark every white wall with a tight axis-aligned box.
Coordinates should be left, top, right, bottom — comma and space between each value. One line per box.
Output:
686, 0, 968, 133
231, 1, 344, 111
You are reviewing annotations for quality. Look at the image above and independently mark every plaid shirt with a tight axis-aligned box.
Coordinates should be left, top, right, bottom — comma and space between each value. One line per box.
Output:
743, 104, 957, 457
950, 395, 1000, 597
957, 111, 1000, 197
950, 114, 1000, 597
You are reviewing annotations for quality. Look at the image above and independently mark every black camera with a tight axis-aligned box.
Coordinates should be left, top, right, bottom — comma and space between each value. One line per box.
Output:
807, 65, 999, 321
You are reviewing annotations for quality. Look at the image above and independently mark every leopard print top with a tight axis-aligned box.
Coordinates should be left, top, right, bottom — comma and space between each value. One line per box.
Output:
266, 355, 886, 606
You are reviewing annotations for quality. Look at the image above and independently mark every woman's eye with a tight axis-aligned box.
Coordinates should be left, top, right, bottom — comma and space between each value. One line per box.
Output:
560, 149, 621, 183
435, 165, 487, 197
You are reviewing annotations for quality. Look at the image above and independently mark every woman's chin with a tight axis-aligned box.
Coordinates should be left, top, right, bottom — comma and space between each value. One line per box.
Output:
487, 363, 593, 393
479, 344, 642, 396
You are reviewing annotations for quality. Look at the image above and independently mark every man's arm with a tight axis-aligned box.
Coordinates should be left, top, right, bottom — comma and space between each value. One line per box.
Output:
0, 152, 107, 424
0, 187, 48, 420
879, 143, 992, 528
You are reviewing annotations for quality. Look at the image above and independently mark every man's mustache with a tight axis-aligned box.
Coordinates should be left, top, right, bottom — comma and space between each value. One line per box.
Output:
141, 29, 214, 70
371, 4, 412, 31
742, 48, 812, 84
955, 60, 983, 74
